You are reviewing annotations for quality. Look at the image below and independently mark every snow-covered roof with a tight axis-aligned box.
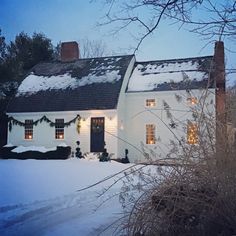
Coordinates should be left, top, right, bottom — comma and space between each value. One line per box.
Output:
127, 56, 214, 92
7, 55, 133, 113
17, 58, 123, 96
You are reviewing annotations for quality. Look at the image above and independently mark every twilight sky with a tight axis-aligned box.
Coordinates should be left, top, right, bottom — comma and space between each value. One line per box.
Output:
1, 0, 235, 85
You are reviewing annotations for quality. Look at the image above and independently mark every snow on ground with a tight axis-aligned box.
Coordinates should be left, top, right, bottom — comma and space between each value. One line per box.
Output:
0, 158, 137, 236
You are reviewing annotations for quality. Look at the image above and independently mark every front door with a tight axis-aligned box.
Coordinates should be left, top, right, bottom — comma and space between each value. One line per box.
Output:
90, 117, 105, 152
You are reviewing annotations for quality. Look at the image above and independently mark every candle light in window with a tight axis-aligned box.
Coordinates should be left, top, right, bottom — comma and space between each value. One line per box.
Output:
187, 123, 198, 144
146, 99, 156, 107
28, 135, 32, 139
59, 134, 63, 139
187, 97, 197, 105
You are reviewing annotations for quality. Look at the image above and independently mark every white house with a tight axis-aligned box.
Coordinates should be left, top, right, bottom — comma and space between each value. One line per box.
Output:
6, 41, 225, 162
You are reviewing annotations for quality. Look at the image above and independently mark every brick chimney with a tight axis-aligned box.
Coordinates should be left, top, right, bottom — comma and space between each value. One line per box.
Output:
214, 41, 226, 124
214, 41, 227, 166
60, 41, 79, 62
214, 41, 226, 122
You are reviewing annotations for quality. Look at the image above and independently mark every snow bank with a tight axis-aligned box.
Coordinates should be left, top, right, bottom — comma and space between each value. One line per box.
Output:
0, 159, 134, 205
0, 159, 155, 236
57, 142, 69, 147
3, 143, 14, 147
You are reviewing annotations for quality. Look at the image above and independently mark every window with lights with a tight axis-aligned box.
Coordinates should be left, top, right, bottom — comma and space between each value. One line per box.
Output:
25, 119, 33, 140
187, 97, 198, 105
146, 99, 156, 107
146, 124, 156, 144
187, 122, 198, 144
55, 119, 64, 139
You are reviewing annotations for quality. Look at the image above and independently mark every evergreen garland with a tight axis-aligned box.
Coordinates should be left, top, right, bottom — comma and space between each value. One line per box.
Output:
8, 114, 81, 132
76, 119, 81, 134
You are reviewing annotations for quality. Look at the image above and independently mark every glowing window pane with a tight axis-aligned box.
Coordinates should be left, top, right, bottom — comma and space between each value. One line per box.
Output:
25, 120, 33, 140
146, 124, 156, 144
55, 119, 64, 139
187, 122, 198, 144
187, 97, 198, 105
146, 99, 156, 107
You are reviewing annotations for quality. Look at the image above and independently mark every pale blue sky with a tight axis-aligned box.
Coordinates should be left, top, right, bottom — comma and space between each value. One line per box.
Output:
1, 0, 235, 84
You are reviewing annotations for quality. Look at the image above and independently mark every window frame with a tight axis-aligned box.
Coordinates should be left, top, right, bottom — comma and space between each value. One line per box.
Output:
55, 119, 64, 140
24, 119, 33, 140
146, 124, 156, 145
145, 99, 156, 108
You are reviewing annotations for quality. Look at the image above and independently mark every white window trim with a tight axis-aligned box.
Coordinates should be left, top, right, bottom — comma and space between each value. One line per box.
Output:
55, 119, 65, 140
24, 119, 33, 140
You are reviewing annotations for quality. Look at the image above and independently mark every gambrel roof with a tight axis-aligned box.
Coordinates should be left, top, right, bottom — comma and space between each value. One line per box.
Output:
7, 55, 134, 113
127, 56, 214, 92
7, 54, 215, 113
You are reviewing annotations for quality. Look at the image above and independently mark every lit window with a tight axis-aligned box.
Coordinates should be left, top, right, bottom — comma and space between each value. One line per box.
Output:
187, 97, 198, 105
146, 99, 156, 107
146, 124, 156, 144
25, 120, 33, 140
187, 122, 198, 144
55, 119, 64, 139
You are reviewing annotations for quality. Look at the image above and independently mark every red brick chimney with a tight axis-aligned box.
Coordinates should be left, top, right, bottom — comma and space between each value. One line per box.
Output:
60, 41, 79, 62
214, 41, 227, 166
214, 41, 226, 124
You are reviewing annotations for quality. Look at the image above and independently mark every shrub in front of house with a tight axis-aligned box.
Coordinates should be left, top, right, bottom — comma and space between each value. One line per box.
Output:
0, 146, 17, 159
99, 148, 110, 162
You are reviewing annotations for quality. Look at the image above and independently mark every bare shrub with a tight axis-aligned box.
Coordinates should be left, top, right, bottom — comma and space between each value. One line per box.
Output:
118, 90, 236, 236
122, 156, 236, 236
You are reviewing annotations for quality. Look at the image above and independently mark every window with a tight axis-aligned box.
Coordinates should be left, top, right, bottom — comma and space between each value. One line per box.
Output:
146, 124, 156, 144
187, 97, 198, 105
55, 119, 64, 139
187, 122, 198, 144
146, 99, 156, 107
25, 120, 33, 140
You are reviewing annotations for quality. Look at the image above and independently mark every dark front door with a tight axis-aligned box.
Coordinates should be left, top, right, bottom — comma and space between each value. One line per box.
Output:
90, 117, 105, 152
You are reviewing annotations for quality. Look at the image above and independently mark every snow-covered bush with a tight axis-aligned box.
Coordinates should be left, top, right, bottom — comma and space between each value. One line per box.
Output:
0, 145, 71, 159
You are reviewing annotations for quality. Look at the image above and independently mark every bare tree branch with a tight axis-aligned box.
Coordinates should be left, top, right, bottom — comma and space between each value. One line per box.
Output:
97, 0, 236, 52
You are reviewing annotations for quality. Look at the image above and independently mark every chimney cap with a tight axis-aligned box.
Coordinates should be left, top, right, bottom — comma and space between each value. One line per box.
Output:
61, 41, 78, 46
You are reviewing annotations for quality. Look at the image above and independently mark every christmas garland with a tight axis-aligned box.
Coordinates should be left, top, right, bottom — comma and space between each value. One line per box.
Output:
8, 114, 81, 132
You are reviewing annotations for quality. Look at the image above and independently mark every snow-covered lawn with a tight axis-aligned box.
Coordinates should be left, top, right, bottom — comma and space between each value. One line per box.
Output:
0, 158, 135, 236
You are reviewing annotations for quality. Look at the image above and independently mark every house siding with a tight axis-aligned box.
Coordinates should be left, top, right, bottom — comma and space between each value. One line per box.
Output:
123, 89, 215, 162
116, 56, 136, 159
7, 109, 118, 157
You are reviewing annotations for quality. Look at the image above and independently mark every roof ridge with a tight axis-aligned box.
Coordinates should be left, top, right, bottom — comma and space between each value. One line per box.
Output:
33, 54, 134, 66
59, 54, 134, 63
136, 55, 213, 64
